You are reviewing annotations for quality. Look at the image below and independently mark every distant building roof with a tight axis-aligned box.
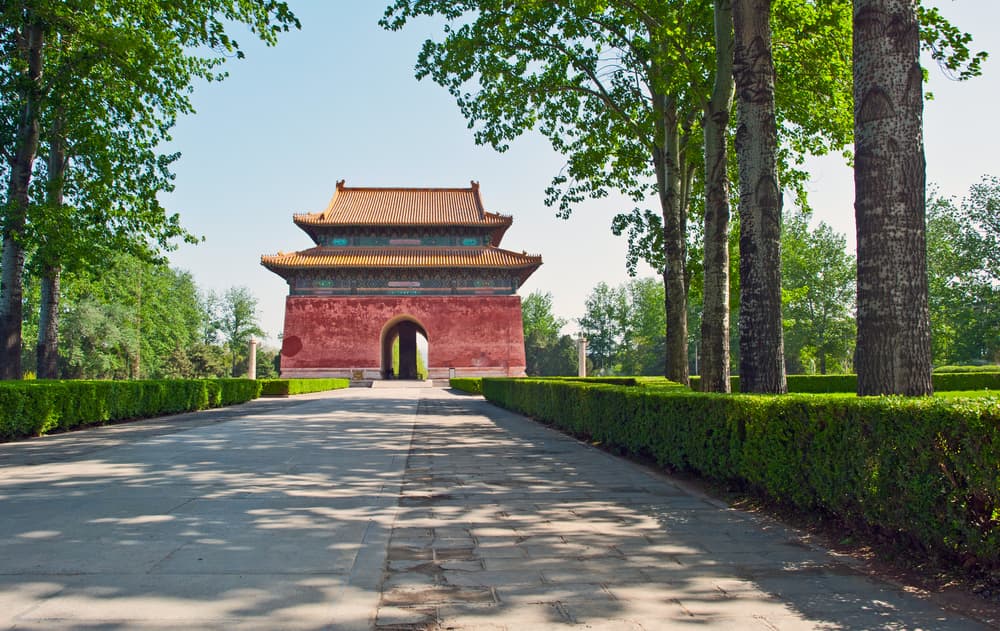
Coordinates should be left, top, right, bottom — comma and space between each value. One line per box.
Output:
294, 180, 513, 245
261, 246, 541, 284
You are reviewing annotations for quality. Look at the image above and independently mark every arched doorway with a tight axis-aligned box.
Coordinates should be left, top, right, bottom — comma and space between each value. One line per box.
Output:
380, 316, 429, 380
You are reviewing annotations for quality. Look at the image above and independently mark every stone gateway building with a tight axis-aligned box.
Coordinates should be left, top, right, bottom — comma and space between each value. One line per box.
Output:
261, 181, 542, 380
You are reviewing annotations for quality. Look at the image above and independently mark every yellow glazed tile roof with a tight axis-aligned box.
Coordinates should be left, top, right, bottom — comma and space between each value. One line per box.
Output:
261, 246, 542, 270
293, 180, 513, 227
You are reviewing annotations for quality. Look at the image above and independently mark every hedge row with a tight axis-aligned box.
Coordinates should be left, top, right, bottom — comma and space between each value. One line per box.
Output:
688, 372, 1000, 393
449, 376, 640, 395
0, 379, 261, 442
481, 378, 1000, 569
259, 378, 350, 396
547, 376, 640, 386
934, 365, 1000, 373
449, 377, 483, 394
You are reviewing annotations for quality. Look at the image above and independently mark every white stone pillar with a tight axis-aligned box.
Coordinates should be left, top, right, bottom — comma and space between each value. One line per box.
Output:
577, 335, 587, 378
248, 337, 258, 380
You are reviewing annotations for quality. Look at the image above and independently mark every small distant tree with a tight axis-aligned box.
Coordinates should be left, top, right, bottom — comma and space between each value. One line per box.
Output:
522, 291, 575, 376
209, 287, 265, 377
256, 346, 280, 379
926, 178, 1000, 365
579, 282, 628, 374
620, 278, 667, 376
522, 291, 566, 342
781, 212, 856, 374
188, 343, 230, 379
540, 335, 579, 377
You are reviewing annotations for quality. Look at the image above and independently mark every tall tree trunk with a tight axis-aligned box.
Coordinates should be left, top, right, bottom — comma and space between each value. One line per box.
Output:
133, 274, 142, 379
37, 114, 67, 380
853, 0, 932, 395
700, 0, 736, 393
653, 95, 690, 385
0, 21, 44, 380
733, 0, 787, 393
37, 264, 60, 378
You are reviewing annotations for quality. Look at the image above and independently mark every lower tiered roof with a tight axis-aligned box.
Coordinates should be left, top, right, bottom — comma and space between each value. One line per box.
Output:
261, 246, 542, 285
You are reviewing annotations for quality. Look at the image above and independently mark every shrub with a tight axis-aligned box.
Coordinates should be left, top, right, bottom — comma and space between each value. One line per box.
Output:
481, 378, 1000, 569
689, 375, 740, 391
449, 377, 483, 394
0, 378, 262, 442
547, 376, 640, 386
785, 374, 857, 393
934, 365, 1000, 373
219, 378, 263, 405
258, 378, 350, 396
932, 372, 1000, 392
688, 372, 999, 393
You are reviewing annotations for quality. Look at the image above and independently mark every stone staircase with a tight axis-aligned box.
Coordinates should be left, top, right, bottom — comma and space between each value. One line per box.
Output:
370, 380, 434, 389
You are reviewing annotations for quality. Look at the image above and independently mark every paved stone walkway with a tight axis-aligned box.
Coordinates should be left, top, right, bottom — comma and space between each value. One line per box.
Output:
0, 387, 989, 629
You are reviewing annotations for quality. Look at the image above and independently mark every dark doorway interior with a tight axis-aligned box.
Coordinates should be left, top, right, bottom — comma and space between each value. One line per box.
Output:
381, 319, 428, 380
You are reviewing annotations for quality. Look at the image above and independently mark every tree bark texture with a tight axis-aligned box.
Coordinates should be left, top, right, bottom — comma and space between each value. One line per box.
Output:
853, 0, 932, 395
699, 0, 735, 393
0, 21, 44, 380
37, 264, 61, 379
733, 0, 787, 393
37, 116, 67, 380
654, 95, 690, 385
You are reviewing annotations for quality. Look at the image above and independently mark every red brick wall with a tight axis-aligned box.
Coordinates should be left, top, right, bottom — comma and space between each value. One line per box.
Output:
279, 295, 527, 378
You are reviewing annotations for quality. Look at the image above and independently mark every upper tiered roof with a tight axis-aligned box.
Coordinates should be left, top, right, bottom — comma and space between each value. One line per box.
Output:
294, 180, 513, 246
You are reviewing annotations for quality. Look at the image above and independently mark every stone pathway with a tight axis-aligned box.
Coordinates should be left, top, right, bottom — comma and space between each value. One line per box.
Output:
0, 387, 990, 629
0, 389, 418, 630
375, 390, 987, 630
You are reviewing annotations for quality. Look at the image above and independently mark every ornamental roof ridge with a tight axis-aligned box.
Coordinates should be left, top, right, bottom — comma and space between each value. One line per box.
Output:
287, 179, 514, 227
330, 179, 481, 193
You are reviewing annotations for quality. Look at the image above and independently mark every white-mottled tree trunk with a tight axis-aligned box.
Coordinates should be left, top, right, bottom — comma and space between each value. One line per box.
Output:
853, 0, 932, 395
37, 265, 61, 379
733, 0, 787, 393
653, 94, 690, 385
700, 0, 735, 393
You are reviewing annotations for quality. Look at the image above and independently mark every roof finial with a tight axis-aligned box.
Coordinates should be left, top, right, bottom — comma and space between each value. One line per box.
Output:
336, 179, 346, 190
470, 180, 479, 191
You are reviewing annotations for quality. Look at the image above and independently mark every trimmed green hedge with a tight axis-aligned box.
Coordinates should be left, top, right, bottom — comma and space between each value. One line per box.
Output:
0, 379, 261, 442
547, 376, 640, 386
449, 376, 638, 395
688, 372, 999, 393
932, 372, 1000, 392
449, 377, 483, 394
259, 378, 350, 396
689, 375, 740, 391
481, 378, 1000, 569
934, 365, 1000, 373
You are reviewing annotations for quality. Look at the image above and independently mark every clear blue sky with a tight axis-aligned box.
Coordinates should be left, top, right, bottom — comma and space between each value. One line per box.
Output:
162, 1, 1000, 346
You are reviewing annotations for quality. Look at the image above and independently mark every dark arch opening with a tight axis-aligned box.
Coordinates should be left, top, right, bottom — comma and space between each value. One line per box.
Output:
380, 317, 428, 380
